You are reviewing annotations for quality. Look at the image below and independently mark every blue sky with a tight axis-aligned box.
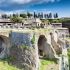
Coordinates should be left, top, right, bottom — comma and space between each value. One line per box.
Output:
0, 0, 70, 17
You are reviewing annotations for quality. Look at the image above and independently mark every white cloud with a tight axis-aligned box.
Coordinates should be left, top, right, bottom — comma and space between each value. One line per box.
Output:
0, 9, 26, 15
11, 0, 60, 4
0, 0, 60, 5
11, 0, 32, 4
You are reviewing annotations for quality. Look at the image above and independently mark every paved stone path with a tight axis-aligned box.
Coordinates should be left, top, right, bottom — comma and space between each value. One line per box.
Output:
46, 63, 59, 70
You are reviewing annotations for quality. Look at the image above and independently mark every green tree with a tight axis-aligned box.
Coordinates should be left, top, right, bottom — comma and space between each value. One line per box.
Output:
12, 14, 18, 17
56, 13, 58, 18
54, 13, 58, 18
31, 34, 35, 44
2, 14, 8, 18
10, 16, 22, 23
48, 19, 53, 24
34, 12, 36, 18
27, 12, 33, 18
49, 13, 52, 18
47, 14, 49, 19
20, 13, 27, 18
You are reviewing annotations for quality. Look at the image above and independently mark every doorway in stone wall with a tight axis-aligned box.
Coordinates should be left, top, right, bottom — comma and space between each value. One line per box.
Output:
0, 37, 4, 53
38, 35, 47, 57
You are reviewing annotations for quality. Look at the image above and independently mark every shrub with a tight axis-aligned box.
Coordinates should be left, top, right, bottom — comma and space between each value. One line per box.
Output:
20, 45, 29, 50
31, 34, 35, 44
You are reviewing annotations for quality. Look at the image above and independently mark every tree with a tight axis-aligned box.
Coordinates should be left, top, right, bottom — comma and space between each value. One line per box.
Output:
10, 16, 22, 23
48, 13, 52, 18
38, 13, 40, 18
34, 12, 38, 18
54, 13, 58, 18
55, 13, 58, 18
47, 14, 49, 19
20, 13, 27, 18
48, 19, 53, 24
41, 12, 43, 18
12, 14, 18, 17
2, 14, 7, 18
27, 12, 33, 18
44, 14, 47, 19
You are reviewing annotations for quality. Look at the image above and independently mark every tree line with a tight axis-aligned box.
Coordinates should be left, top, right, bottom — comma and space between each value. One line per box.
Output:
1, 12, 58, 19
1, 12, 70, 23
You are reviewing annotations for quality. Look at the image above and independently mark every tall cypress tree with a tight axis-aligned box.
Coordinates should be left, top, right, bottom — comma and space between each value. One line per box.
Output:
55, 13, 58, 18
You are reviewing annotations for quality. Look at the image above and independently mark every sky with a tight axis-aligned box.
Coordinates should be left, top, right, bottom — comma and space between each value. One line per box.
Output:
0, 0, 70, 17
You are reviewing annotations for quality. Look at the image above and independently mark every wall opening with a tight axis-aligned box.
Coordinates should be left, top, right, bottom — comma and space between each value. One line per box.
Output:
0, 37, 4, 53
0, 35, 10, 59
38, 35, 47, 56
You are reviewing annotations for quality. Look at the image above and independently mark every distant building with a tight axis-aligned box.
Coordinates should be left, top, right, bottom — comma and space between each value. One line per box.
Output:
0, 18, 23, 28
62, 21, 70, 33
51, 23, 62, 28
0, 17, 50, 29
23, 18, 42, 28
0, 19, 12, 28
56, 28, 69, 39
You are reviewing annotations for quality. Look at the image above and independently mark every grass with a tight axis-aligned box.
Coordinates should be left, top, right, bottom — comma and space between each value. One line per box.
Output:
39, 59, 56, 70
0, 60, 20, 70
31, 34, 35, 44
65, 37, 70, 40
0, 56, 21, 70
67, 49, 70, 69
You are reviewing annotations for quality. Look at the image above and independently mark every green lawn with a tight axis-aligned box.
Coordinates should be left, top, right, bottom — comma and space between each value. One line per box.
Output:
39, 59, 56, 70
0, 60, 20, 70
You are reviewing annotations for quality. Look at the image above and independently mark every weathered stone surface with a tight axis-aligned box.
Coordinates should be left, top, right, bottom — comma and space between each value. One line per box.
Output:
0, 35, 10, 59
10, 45, 37, 70
0, 29, 64, 70
11, 32, 32, 47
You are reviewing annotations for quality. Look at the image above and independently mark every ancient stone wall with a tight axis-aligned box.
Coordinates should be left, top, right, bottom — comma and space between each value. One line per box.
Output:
0, 35, 10, 58
11, 32, 32, 47
9, 32, 39, 70
0, 29, 62, 70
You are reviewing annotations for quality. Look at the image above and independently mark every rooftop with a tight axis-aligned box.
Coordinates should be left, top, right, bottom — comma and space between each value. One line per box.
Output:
0, 19, 12, 23
52, 23, 62, 25
56, 27, 69, 30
